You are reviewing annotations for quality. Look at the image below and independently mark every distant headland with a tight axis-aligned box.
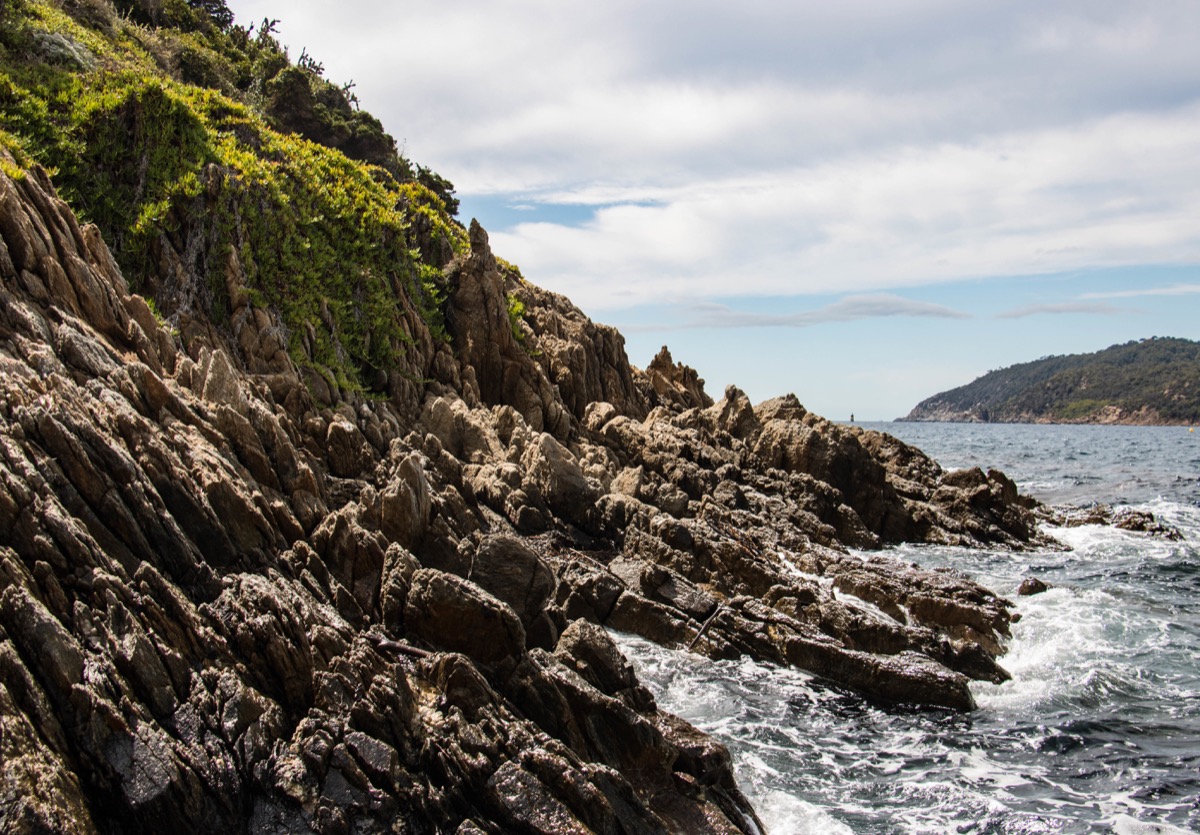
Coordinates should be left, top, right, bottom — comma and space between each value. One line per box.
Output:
901, 337, 1200, 425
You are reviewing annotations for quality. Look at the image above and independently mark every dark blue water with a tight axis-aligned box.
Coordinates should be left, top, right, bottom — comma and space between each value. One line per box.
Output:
878, 422, 1200, 508
618, 423, 1200, 834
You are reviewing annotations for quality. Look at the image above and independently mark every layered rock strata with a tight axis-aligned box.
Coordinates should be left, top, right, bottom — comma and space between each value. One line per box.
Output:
1, 156, 1048, 832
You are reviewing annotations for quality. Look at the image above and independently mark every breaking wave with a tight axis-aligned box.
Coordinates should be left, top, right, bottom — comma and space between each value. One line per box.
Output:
617, 424, 1200, 833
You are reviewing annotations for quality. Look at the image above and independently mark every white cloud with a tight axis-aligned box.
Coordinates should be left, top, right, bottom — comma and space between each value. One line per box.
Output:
228, 0, 1200, 172
489, 103, 1200, 310
1082, 282, 1200, 299
649, 295, 972, 330
224, 0, 1200, 315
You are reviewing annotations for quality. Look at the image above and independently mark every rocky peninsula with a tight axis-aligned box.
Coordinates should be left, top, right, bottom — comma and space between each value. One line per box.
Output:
0, 152, 1055, 832
1, 2, 1056, 831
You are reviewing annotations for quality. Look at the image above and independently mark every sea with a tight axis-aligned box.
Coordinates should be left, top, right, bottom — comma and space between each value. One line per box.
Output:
616, 422, 1200, 834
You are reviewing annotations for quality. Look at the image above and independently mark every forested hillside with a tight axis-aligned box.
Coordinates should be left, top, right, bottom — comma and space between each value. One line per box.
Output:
903, 337, 1200, 424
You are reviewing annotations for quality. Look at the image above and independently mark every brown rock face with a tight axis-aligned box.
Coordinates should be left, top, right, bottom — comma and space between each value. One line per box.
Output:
514, 277, 649, 423
445, 221, 571, 438
468, 535, 556, 630
405, 568, 527, 675
0, 151, 1063, 831
0, 156, 767, 833
645, 345, 713, 412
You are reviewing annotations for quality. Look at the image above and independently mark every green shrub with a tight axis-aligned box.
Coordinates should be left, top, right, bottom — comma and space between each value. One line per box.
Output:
0, 0, 468, 394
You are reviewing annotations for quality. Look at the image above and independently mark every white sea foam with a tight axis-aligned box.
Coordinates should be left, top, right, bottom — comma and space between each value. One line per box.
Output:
754, 791, 854, 835
831, 586, 904, 624
1140, 497, 1200, 529
777, 549, 832, 589
611, 427, 1200, 834
973, 584, 1117, 711
1109, 813, 1200, 835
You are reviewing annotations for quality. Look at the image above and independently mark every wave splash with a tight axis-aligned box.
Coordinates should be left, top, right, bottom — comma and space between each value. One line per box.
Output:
616, 464, 1200, 834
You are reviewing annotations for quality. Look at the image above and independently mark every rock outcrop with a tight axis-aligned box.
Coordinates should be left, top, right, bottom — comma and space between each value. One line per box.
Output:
1039, 504, 1184, 540
0, 151, 1050, 831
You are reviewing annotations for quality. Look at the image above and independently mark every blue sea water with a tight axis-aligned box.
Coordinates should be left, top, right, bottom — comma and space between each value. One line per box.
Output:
617, 422, 1200, 834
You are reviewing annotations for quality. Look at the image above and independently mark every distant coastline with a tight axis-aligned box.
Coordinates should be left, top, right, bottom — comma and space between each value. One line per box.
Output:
895, 407, 1196, 427
902, 337, 1200, 426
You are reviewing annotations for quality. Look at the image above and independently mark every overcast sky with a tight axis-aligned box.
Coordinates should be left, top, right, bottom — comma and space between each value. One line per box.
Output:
226, 0, 1200, 420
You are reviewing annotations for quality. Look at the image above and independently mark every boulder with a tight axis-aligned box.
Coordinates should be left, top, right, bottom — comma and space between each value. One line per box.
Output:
405, 569, 526, 676
325, 417, 373, 478
554, 620, 655, 711
708, 385, 760, 440
373, 449, 432, 549
521, 433, 601, 527
1113, 508, 1184, 540
1018, 577, 1050, 596
468, 535, 555, 631
310, 506, 388, 621
420, 395, 505, 464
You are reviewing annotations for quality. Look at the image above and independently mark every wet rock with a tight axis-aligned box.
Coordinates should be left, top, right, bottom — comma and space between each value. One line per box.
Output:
605, 592, 695, 648
488, 761, 594, 835
555, 558, 626, 624
554, 620, 656, 711
1113, 508, 1184, 540
1047, 504, 1182, 540
1054, 503, 1114, 527
1018, 577, 1050, 596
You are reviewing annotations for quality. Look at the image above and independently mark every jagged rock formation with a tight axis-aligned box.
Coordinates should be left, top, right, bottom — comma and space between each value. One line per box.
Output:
0, 152, 1052, 832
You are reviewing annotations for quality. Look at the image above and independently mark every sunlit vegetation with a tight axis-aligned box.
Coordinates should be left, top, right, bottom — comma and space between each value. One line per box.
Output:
0, 0, 469, 391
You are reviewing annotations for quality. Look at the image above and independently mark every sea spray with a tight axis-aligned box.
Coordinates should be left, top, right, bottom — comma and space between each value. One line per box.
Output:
617, 423, 1200, 833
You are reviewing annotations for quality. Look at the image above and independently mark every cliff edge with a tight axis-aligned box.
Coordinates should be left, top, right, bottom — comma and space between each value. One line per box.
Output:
0, 152, 1048, 832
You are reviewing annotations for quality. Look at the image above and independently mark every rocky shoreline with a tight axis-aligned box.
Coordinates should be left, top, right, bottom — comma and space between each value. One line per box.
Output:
2, 154, 1059, 832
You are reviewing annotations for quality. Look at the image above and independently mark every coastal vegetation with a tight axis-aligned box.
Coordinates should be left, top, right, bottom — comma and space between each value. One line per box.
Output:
904, 337, 1200, 425
0, 0, 466, 394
